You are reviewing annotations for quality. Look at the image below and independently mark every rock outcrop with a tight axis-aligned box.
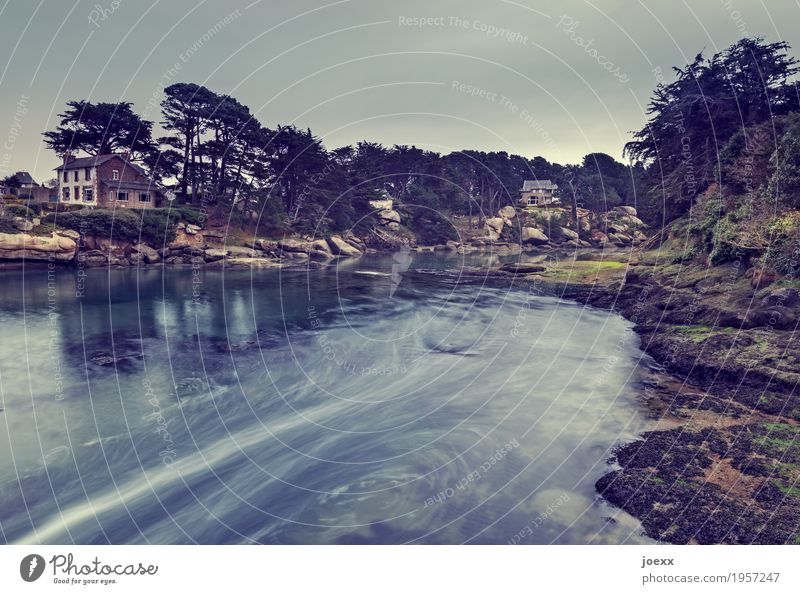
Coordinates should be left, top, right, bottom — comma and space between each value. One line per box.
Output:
521, 227, 549, 244
326, 235, 362, 257
0, 232, 78, 261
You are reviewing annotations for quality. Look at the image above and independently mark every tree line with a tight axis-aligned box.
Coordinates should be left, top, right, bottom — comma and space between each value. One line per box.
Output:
40, 36, 799, 235
41, 89, 642, 235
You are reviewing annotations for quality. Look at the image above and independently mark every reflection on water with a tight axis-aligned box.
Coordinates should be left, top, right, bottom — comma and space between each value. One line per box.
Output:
0, 253, 653, 544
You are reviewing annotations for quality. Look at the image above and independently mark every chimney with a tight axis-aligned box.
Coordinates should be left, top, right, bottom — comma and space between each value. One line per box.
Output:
63, 153, 76, 165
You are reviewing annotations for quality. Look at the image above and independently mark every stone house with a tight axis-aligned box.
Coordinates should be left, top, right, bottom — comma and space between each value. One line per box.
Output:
519, 180, 559, 207
55, 153, 161, 209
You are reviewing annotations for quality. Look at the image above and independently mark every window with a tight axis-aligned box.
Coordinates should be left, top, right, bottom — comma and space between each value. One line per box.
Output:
138, 192, 150, 203
116, 190, 128, 201
74, 186, 79, 200
63, 171, 68, 182
112, 169, 119, 181
85, 168, 91, 181
527, 196, 538, 206
62, 187, 70, 201
83, 188, 93, 201
73, 171, 78, 182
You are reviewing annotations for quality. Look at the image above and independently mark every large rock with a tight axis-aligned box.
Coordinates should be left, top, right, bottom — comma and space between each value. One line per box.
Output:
78, 250, 108, 267
612, 205, 638, 217
310, 239, 331, 253
203, 248, 227, 262
253, 239, 278, 252
485, 217, 505, 233
499, 205, 516, 219
308, 249, 334, 261
0, 232, 78, 261
13, 217, 34, 232
131, 243, 161, 264
619, 214, 646, 229
560, 227, 579, 241
607, 232, 631, 246
521, 227, 549, 244
591, 230, 608, 245
226, 246, 259, 258
378, 209, 401, 224
326, 235, 361, 257
278, 238, 310, 253
205, 257, 283, 269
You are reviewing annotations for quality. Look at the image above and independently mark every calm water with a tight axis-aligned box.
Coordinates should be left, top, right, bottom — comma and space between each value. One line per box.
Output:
0, 253, 654, 544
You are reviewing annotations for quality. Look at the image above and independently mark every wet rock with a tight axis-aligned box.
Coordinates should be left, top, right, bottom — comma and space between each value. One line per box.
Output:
521, 227, 548, 244
326, 235, 361, 257
203, 248, 227, 262
205, 257, 283, 269
278, 238, 310, 253
226, 246, 259, 258
130, 242, 160, 264
77, 250, 108, 267
499, 262, 546, 274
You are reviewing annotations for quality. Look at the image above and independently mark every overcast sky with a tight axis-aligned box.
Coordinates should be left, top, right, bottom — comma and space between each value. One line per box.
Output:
1, 0, 799, 182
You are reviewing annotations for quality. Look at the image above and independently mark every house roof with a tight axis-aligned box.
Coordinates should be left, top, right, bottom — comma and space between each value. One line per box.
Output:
521, 179, 558, 191
99, 179, 162, 193
55, 154, 148, 177
14, 171, 38, 185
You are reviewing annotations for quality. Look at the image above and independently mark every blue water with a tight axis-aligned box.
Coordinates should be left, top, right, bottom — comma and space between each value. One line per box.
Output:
0, 253, 653, 544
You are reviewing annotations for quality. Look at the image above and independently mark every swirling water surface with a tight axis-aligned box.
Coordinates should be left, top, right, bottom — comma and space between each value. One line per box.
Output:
0, 253, 653, 544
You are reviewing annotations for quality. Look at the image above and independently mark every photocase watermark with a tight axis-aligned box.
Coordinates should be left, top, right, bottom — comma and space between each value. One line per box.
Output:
143, 377, 177, 467
507, 492, 571, 543
556, 15, 630, 84
451, 81, 558, 152
397, 15, 528, 45
423, 438, 520, 507
721, 0, 750, 37
88, 1, 122, 28
46, 257, 65, 402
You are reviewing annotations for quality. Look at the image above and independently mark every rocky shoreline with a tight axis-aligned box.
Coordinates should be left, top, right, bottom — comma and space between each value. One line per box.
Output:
478, 249, 800, 544
3, 212, 799, 544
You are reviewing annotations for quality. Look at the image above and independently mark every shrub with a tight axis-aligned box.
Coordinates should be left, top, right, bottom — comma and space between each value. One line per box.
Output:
4, 204, 35, 218
43, 208, 179, 246
405, 208, 457, 245
0, 215, 18, 233
175, 206, 206, 226
140, 209, 181, 246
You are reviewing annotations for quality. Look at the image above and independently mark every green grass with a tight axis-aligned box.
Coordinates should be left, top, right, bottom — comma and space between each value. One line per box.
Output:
671, 325, 737, 343
775, 482, 800, 497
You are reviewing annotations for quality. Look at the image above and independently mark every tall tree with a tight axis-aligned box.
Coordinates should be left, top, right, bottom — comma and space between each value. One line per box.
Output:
625, 37, 800, 222
43, 100, 155, 160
